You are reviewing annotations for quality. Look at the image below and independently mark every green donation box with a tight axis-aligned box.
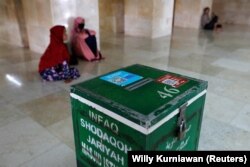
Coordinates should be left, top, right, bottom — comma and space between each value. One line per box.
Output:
70, 64, 208, 167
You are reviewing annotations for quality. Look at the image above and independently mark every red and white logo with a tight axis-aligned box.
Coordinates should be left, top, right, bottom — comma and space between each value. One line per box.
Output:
157, 74, 188, 88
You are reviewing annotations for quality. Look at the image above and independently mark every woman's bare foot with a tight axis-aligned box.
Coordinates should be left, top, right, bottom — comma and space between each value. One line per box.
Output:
99, 56, 105, 60
90, 58, 99, 62
64, 79, 73, 83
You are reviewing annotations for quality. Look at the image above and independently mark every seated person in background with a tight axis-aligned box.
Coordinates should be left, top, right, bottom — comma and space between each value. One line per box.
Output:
38, 25, 80, 83
71, 17, 103, 61
201, 7, 222, 31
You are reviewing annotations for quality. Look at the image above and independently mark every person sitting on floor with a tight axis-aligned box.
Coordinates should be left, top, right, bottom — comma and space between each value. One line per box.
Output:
201, 7, 222, 31
38, 25, 80, 83
71, 17, 103, 62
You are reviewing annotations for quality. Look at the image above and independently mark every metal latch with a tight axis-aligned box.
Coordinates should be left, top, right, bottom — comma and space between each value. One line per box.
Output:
177, 103, 187, 140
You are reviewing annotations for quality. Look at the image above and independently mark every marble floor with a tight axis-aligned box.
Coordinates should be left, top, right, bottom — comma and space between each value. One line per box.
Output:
1, 25, 250, 166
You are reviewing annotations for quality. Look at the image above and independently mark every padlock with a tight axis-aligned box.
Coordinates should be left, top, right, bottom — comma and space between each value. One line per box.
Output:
177, 103, 187, 140
178, 119, 187, 140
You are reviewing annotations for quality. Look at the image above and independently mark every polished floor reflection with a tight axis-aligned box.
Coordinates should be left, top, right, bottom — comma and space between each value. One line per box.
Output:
1, 25, 250, 166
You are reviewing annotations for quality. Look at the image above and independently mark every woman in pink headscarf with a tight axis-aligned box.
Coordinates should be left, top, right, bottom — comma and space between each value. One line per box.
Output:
71, 17, 103, 61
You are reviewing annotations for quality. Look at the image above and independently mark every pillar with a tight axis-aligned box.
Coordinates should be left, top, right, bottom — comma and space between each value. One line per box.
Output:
22, 0, 53, 53
0, 0, 24, 46
99, 0, 125, 34
125, 0, 174, 38
152, 0, 174, 38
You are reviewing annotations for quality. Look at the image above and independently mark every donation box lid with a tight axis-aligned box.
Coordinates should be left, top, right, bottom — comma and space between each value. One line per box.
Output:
70, 64, 207, 134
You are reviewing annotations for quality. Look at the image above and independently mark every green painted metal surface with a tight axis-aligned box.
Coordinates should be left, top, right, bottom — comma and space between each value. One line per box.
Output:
70, 64, 208, 167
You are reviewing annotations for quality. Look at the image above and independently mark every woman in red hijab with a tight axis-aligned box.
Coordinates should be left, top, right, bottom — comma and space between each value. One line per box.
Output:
71, 17, 103, 61
39, 25, 80, 82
